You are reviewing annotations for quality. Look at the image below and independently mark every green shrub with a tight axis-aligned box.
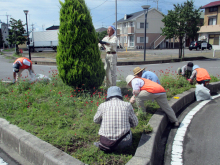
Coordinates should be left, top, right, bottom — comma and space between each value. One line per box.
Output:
57, 0, 105, 90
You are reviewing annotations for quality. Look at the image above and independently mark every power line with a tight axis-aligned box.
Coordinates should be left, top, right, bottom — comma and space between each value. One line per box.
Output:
90, 0, 108, 10
93, 13, 115, 23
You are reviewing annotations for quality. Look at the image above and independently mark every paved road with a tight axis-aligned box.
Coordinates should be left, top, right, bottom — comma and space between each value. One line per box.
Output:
164, 95, 220, 165
1, 55, 220, 81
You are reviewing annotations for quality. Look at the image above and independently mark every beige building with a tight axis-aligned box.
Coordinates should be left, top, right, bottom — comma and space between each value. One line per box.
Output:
198, 1, 220, 46
115, 8, 166, 49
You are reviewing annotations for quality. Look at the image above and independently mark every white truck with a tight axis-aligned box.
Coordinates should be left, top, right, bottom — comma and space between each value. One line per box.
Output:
29, 30, 58, 52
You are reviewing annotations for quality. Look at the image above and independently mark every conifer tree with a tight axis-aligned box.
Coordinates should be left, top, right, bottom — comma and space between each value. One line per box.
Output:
57, 0, 105, 89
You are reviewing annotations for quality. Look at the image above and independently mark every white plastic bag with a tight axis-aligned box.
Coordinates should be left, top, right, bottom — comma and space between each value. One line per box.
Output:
30, 73, 51, 83
195, 84, 212, 101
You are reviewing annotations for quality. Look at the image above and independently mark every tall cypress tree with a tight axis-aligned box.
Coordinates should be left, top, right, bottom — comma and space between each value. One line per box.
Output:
57, 0, 105, 89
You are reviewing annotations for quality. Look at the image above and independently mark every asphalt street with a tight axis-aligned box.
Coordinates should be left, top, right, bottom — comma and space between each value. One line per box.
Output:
1, 55, 220, 81
164, 95, 220, 165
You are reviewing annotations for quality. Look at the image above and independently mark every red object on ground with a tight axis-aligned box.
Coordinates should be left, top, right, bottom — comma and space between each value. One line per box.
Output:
19, 49, 23, 53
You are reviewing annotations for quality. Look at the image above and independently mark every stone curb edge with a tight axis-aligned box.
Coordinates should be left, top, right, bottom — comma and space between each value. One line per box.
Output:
0, 119, 84, 165
3, 54, 209, 66
126, 81, 220, 165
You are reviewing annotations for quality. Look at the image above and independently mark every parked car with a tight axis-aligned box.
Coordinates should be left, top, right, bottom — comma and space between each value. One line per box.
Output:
189, 41, 212, 51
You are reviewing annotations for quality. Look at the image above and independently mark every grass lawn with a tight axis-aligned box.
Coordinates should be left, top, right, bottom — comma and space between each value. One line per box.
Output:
0, 69, 219, 165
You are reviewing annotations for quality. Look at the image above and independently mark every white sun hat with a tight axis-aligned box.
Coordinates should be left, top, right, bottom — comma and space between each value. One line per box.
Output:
126, 75, 135, 85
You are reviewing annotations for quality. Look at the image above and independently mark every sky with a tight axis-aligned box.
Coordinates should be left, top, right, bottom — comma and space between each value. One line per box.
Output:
0, 0, 213, 32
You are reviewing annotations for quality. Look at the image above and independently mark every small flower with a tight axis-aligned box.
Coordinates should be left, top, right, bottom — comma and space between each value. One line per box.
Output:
58, 111, 60, 113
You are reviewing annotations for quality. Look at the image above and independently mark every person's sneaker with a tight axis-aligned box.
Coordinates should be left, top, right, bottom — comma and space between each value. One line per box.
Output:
174, 121, 180, 127
94, 142, 100, 148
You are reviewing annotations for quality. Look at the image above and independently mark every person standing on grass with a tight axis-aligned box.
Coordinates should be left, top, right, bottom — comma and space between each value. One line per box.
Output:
188, 65, 211, 86
126, 75, 180, 127
133, 67, 160, 84
93, 86, 138, 152
12, 57, 34, 83
177, 62, 194, 79
98, 26, 117, 86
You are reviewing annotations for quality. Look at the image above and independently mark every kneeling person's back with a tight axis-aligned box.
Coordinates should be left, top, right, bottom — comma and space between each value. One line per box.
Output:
93, 86, 138, 151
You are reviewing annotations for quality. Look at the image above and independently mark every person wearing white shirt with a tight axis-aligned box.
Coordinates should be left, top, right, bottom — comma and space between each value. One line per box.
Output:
126, 75, 179, 127
98, 26, 117, 86
12, 57, 34, 83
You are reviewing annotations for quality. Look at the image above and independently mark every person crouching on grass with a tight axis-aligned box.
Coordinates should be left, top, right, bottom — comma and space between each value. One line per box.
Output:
188, 65, 211, 86
13, 57, 34, 83
126, 75, 180, 127
93, 86, 138, 152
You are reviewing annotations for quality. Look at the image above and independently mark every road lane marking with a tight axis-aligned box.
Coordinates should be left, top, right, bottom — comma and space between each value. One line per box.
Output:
171, 94, 220, 165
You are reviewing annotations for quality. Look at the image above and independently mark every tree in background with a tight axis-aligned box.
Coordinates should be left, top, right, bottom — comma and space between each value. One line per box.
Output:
97, 30, 107, 41
161, 0, 201, 58
57, 0, 105, 89
0, 30, 4, 48
7, 18, 26, 54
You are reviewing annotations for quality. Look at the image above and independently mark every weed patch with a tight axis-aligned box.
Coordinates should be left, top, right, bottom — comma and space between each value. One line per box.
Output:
0, 69, 219, 164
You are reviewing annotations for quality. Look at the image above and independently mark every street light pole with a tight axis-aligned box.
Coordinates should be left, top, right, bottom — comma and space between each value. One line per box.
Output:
23, 10, 31, 60
142, 5, 150, 61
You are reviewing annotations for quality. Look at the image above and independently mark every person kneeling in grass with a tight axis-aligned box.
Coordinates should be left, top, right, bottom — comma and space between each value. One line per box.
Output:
188, 65, 211, 86
93, 86, 138, 152
126, 75, 180, 127
177, 62, 194, 79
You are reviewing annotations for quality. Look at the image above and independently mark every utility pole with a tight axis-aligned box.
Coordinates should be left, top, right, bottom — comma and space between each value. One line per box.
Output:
0, 14, 11, 48
31, 23, 34, 32
115, 0, 117, 51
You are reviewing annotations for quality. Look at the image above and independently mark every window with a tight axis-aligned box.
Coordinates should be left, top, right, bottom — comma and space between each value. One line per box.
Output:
209, 34, 219, 45
123, 23, 127, 27
208, 17, 217, 25
129, 22, 133, 27
130, 36, 134, 46
139, 22, 148, 28
137, 37, 148, 43
209, 7, 218, 12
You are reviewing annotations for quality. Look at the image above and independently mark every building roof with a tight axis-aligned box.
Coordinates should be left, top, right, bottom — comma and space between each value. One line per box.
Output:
201, 1, 220, 9
115, 8, 163, 24
117, 10, 144, 23
95, 27, 107, 32
46, 25, 59, 30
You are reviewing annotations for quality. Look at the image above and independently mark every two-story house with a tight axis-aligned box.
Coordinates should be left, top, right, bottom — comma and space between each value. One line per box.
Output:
198, 1, 220, 46
115, 8, 166, 49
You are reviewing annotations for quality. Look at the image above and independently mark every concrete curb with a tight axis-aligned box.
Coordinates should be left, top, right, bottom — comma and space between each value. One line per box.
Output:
0, 118, 84, 165
126, 81, 220, 165
2, 53, 209, 66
